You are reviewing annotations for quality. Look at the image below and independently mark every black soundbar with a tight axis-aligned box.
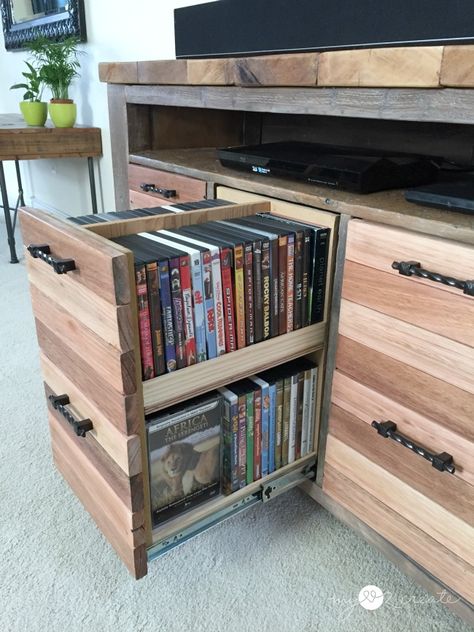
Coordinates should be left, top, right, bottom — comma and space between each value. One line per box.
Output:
175, 0, 474, 59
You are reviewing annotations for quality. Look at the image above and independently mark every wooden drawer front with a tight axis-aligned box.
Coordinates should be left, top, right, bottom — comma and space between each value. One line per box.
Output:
47, 389, 147, 579
324, 406, 474, 601
128, 163, 207, 205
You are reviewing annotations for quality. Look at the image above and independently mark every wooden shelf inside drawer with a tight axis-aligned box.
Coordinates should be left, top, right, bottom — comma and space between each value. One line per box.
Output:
151, 451, 317, 545
143, 322, 326, 414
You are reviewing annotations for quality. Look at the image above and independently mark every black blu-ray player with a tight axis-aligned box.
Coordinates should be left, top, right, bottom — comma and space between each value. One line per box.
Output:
217, 142, 438, 194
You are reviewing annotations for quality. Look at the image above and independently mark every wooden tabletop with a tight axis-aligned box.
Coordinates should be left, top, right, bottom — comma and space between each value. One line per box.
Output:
0, 114, 102, 161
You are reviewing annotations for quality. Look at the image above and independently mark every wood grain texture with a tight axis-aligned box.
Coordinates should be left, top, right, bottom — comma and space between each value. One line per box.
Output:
129, 189, 167, 210
326, 406, 474, 566
26, 256, 134, 351
332, 370, 474, 486
441, 46, 474, 87
137, 60, 188, 85
335, 336, 474, 443
108, 83, 130, 211
187, 59, 233, 85
98, 62, 138, 84
342, 260, 474, 347
322, 465, 474, 604
144, 322, 325, 414
232, 53, 318, 87
42, 354, 142, 477
85, 201, 271, 239
345, 219, 474, 297
30, 284, 136, 395
128, 163, 206, 204
20, 206, 131, 305
318, 47, 443, 87
48, 408, 147, 579
339, 300, 474, 395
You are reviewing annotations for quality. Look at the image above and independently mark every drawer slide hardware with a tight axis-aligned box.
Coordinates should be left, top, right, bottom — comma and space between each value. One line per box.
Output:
140, 183, 177, 199
49, 394, 93, 437
392, 260, 474, 296
148, 459, 316, 561
372, 420, 455, 474
27, 244, 76, 275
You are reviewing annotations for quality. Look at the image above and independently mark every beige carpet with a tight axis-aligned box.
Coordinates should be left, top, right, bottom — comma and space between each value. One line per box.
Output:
0, 219, 470, 632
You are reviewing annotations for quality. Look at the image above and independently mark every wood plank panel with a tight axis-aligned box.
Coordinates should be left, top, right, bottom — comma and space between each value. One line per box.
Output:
441, 46, 474, 87
342, 260, 474, 347
332, 370, 474, 486
30, 285, 136, 395
20, 207, 131, 305
129, 189, 168, 210
335, 336, 473, 442
339, 300, 474, 394
85, 201, 271, 239
137, 60, 188, 85
42, 354, 142, 477
0, 127, 101, 161
187, 59, 233, 85
323, 465, 474, 604
232, 53, 319, 87
48, 409, 147, 579
98, 61, 138, 84
345, 219, 474, 298
144, 323, 325, 414
128, 163, 206, 203
326, 406, 474, 565
318, 47, 443, 87
27, 256, 134, 351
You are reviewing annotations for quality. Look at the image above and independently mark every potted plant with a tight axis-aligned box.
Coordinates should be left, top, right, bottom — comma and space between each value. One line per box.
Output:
10, 61, 47, 127
30, 37, 81, 128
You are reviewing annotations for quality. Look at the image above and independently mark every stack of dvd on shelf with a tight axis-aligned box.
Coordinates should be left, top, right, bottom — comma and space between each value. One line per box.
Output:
219, 359, 318, 494
110, 211, 330, 381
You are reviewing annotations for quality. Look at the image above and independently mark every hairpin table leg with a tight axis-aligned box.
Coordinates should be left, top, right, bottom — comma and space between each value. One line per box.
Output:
88, 156, 98, 214
0, 161, 19, 264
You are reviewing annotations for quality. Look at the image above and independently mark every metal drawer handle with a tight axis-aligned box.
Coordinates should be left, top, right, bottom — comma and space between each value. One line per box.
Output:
49, 393, 93, 438
392, 260, 474, 296
140, 183, 177, 199
371, 420, 455, 474
27, 243, 76, 275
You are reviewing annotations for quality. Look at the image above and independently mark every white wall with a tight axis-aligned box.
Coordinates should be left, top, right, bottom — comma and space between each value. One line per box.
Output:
0, 0, 205, 216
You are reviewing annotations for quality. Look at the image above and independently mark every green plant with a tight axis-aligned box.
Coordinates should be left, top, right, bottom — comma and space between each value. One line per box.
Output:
29, 36, 81, 101
10, 61, 44, 102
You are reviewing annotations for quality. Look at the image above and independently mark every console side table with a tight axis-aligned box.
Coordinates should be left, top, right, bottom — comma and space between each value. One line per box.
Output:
0, 114, 102, 263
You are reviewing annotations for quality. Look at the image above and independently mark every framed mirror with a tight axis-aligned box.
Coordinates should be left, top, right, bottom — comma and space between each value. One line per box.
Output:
1, 0, 86, 50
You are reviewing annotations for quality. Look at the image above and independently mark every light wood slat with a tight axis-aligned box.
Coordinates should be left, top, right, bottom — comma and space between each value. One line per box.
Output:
30, 285, 136, 395
36, 319, 140, 436
187, 59, 233, 85
342, 260, 474, 347
318, 46, 443, 87
339, 300, 474, 395
440, 46, 474, 87
335, 336, 474, 442
322, 464, 474, 604
98, 61, 138, 84
48, 410, 147, 579
27, 256, 133, 352
20, 207, 131, 305
332, 370, 474, 486
144, 323, 325, 414
85, 201, 271, 239
137, 60, 188, 85
232, 53, 319, 87
326, 406, 474, 565
41, 354, 142, 477
345, 219, 474, 298
128, 163, 206, 203
129, 189, 168, 210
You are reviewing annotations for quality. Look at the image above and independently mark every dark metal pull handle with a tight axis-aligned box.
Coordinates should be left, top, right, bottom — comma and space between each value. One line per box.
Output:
27, 243, 76, 275
372, 420, 455, 474
140, 183, 177, 199
49, 394, 93, 438
392, 260, 474, 296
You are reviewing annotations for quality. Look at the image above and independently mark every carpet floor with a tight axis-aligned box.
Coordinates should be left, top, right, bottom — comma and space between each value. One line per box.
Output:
0, 219, 470, 632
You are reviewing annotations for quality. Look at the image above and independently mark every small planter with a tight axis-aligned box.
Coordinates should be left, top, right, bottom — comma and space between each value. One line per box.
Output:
19, 101, 47, 127
48, 99, 77, 128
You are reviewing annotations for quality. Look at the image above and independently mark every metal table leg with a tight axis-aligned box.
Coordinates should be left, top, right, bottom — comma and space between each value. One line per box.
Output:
87, 156, 98, 214
0, 161, 19, 264
12, 159, 25, 232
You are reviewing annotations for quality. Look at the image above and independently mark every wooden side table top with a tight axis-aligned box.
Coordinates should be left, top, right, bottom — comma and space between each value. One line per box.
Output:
0, 114, 102, 161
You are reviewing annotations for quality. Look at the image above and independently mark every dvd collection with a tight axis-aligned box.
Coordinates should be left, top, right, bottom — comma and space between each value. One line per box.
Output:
98, 207, 329, 381
146, 358, 318, 526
